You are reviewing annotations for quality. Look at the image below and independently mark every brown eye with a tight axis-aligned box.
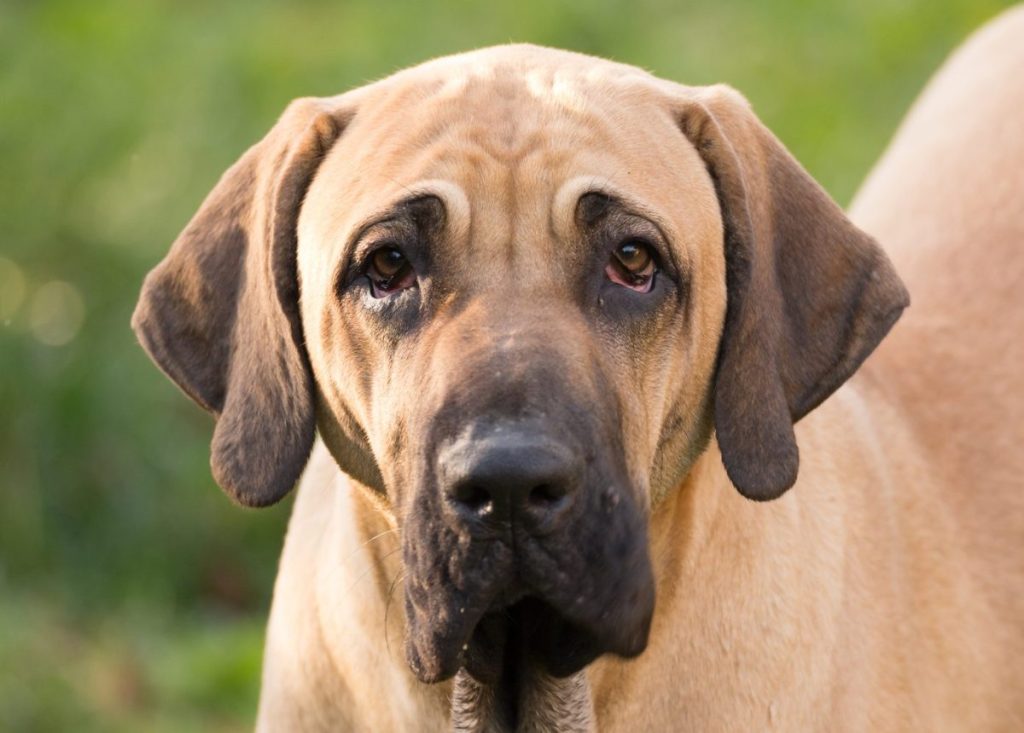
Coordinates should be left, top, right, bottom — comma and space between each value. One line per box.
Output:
371, 247, 406, 278
614, 241, 652, 273
606, 239, 657, 292
367, 246, 416, 297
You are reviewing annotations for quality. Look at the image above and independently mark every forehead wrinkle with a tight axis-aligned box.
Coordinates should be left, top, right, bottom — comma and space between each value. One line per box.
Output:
344, 180, 470, 251
428, 71, 620, 166
551, 175, 671, 232
482, 147, 563, 278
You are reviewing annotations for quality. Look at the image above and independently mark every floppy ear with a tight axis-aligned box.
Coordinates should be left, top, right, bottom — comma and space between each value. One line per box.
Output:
132, 98, 351, 507
676, 86, 909, 501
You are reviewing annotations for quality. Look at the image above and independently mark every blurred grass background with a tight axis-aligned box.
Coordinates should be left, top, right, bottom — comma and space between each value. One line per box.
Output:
0, 0, 1013, 729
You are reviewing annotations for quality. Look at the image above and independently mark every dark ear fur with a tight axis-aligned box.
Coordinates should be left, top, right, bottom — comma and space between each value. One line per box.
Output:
132, 99, 348, 507
678, 86, 909, 501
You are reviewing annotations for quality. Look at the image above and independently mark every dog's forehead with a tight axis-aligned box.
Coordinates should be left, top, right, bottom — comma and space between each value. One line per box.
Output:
301, 45, 719, 272
338, 45, 679, 178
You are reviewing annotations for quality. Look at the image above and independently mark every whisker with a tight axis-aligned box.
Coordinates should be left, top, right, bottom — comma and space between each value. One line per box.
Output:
384, 570, 408, 660
336, 525, 401, 574
342, 545, 403, 595
362, 526, 401, 549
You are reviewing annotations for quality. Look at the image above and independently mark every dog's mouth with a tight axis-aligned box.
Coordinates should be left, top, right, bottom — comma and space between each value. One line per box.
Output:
463, 596, 609, 685
401, 451, 656, 728
452, 596, 637, 731
403, 525, 655, 686
413, 575, 653, 731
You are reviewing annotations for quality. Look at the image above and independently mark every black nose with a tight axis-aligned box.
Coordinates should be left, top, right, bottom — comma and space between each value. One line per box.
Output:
440, 427, 581, 534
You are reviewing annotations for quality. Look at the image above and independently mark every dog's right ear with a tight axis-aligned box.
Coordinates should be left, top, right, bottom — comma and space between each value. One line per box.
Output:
132, 98, 352, 507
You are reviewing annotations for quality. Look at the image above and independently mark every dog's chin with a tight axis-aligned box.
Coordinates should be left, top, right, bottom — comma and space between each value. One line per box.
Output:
406, 582, 654, 682
405, 589, 647, 700
403, 530, 655, 728
463, 597, 610, 683
451, 597, 649, 732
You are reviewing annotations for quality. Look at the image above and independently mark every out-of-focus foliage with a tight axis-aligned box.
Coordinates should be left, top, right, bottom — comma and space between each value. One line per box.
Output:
0, 0, 1011, 728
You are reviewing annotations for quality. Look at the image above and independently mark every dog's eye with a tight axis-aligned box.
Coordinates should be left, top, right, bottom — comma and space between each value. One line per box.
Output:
366, 246, 416, 297
606, 240, 657, 293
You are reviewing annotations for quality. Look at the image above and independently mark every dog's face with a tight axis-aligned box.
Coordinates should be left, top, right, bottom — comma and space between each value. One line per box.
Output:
297, 56, 728, 683
133, 45, 907, 709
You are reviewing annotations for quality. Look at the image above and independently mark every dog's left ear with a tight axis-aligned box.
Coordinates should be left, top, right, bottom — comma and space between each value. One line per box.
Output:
132, 98, 351, 507
674, 85, 909, 501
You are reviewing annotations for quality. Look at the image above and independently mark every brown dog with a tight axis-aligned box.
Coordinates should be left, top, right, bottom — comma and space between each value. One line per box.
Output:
133, 10, 1024, 731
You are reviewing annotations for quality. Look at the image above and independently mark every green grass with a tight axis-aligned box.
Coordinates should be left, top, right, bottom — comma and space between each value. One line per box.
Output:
0, 0, 1013, 728
0, 594, 263, 732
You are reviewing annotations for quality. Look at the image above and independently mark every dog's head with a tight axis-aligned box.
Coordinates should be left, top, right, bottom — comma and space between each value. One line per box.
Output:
134, 45, 906, 703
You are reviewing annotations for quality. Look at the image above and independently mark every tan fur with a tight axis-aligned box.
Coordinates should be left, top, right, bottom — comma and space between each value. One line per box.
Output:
144, 13, 1024, 731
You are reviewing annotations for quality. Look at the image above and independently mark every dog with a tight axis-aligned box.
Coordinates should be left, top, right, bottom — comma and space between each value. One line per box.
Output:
133, 10, 1024, 731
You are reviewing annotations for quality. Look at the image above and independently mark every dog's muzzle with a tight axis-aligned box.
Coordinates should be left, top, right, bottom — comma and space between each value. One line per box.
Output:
401, 418, 655, 689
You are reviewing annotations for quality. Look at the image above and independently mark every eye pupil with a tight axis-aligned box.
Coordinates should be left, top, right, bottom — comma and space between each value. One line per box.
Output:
605, 238, 658, 293
614, 240, 652, 273
372, 247, 406, 278
365, 245, 415, 297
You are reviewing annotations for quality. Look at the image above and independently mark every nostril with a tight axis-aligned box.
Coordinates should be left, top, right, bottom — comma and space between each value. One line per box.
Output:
439, 430, 581, 531
528, 482, 567, 508
452, 483, 493, 515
